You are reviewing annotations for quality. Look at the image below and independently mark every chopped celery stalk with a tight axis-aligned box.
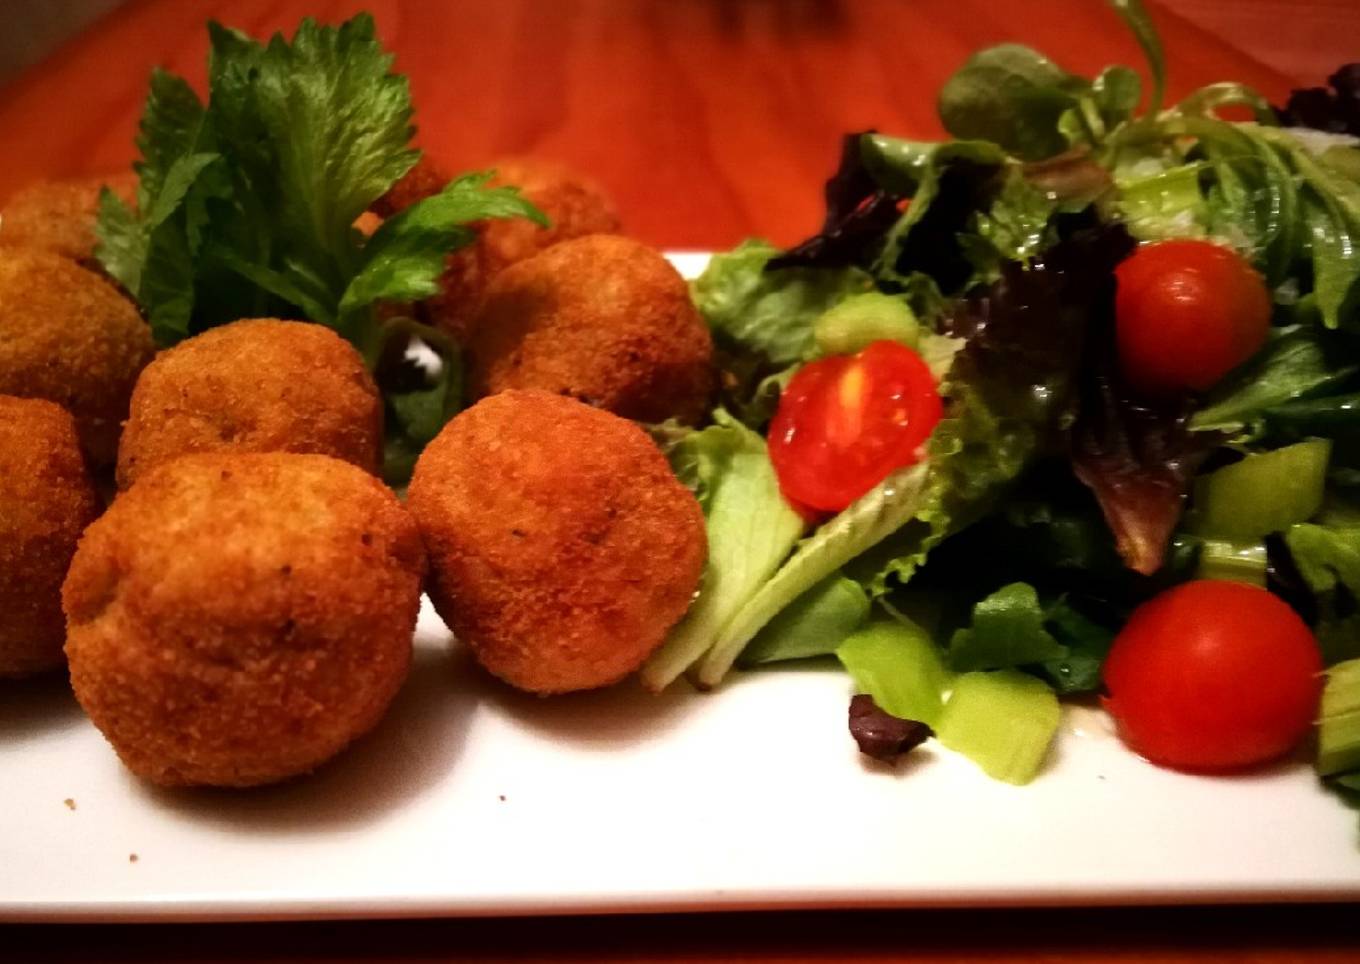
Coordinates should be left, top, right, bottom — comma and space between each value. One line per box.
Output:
935, 671, 1060, 785
1318, 658, 1360, 777
836, 618, 953, 728
814, 292, 920, 356
740, 575, 870, 666
1193, 439, 1331, 541
696, 462, 931, 688
1194, 539, 1268, 585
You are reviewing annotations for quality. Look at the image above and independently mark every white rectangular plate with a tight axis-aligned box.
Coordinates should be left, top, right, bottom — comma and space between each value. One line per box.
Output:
2, 253, 1358, 921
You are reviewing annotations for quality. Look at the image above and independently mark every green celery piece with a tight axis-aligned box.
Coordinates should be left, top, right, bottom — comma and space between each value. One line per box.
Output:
814, 293, 919, 356
739, 575, 870, 666
936, 670, 1061, 785
1318, 659, 1360, 776
836, 619, 953, 728
1194, 539, 1268, 586
947, 582, 1067, 673
1192, 440, 1331, 541
695, 462, 931, 688
640, 417, 804, 692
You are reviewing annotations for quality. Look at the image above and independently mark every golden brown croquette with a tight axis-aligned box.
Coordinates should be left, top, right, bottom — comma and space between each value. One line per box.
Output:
0, 396, 99, 678
0, 248, 155, 466
422, 158, 622, 341
0, 174, 138, 264
407, 390, 706, 695
465, 235, 714, 424
116, 319, 383, 489
63, 453, 427, 788
371, 154, 450, 219
372, 156, 621, 342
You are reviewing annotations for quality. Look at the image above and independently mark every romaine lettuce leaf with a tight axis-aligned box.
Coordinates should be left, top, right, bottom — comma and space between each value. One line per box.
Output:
640, 414, 805, 691
695, 462, 932, 688
739, 575, 870, 666
1283, 523, 1360, 665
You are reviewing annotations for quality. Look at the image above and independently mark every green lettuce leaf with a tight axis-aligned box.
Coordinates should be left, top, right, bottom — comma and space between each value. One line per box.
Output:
640, 413, 805, 692
739, 575, 870, 666
690, 239, 872, 367
936, 0, 1162, 164
1191, 326, 1360, 433
936, 44, 1091, 161
947, 583, 1067, 672
695, 462, 932, 688
1039, 598, 1117, 694
1283, 523, 1360, 665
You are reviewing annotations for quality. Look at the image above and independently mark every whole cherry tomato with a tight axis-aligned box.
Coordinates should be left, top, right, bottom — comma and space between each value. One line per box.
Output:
1114, 239, 1271, 397
1102, 580, 1323, 772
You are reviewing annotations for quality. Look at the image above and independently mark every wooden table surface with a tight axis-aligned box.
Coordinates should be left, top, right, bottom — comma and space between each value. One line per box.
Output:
1, 1, 1357, 960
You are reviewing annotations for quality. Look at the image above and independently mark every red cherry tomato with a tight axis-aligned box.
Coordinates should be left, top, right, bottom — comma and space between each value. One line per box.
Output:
768, 340, 942, 513
1102, 580, 1322, 773
1114, 239, 1271, 397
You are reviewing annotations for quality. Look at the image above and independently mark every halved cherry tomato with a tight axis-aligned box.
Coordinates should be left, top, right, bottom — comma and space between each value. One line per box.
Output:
1114, 239, 1271, 398
768, 340, 942, 513
1102, 580, 1323, 773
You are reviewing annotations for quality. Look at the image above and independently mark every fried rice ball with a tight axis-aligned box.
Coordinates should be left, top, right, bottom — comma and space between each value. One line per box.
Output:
0, 174, 138, 264
0, 248, 155, 466
63, 452, 427, 788
408, 390, 706, 695
374, 156, 621, 341
0, 397, 100, 679
116, 319, 383, 490
465, 234, 714, 424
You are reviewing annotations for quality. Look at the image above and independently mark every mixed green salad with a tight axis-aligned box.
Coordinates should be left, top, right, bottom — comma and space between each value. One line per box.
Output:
646, 0, 1360, 807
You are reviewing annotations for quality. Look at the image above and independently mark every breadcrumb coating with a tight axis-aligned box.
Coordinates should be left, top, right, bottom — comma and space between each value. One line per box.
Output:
0, 248, 155, 466
372, 156, 621, 341
63, 453, 427, 787
466, 234, 714, 424
0, 396, 99, 678
0, 174, 138, 264
116, 319, 383, 489
408, 390, 706, 694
